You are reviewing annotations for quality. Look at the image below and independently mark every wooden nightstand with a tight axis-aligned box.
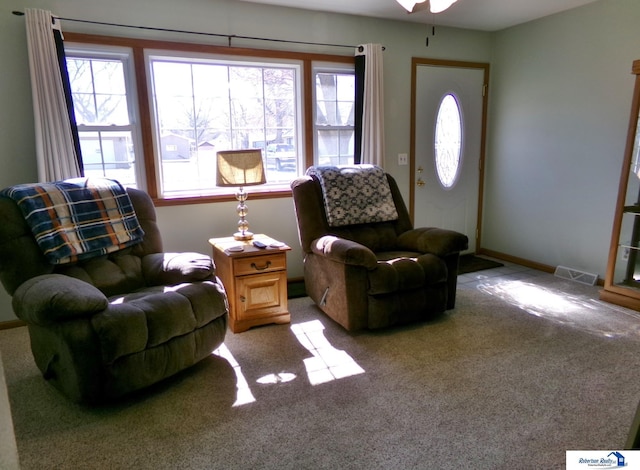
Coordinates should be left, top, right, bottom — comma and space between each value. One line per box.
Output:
209, 234, 291, 333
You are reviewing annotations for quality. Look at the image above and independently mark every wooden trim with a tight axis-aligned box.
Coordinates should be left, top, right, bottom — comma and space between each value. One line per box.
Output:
409, 57, 490, 250
600, 289, 640, 311
409, 58, 418, 225
476, 64, 490, 251
132, 46, 158, 198
602, 282, 640, 301
603, 70, 640, 290
413, 58, 491, 70
151, 188, 292, 207
0, 320, 25, 330
303, 60, 315, 170
478, 248, 555, 274
63, 32, 355, 206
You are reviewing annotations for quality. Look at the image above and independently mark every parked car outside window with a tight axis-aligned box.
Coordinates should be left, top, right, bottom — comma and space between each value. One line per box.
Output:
266, 143, 297, 171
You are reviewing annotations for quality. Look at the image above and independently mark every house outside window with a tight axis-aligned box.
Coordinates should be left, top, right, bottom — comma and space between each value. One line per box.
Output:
65, 34, 354, 203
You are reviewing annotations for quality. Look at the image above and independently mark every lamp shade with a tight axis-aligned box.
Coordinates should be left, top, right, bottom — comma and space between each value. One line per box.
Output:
216, 149, 266, 187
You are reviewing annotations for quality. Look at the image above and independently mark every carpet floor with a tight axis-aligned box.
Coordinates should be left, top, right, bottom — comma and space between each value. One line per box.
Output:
1, 273, 640, 469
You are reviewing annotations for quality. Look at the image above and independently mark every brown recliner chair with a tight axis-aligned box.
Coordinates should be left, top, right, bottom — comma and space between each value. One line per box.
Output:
0, 180, 228, 404
291, 165, 468, 332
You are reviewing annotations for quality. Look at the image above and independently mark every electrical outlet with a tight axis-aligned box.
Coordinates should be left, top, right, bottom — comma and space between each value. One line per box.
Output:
398, 153, 408, 165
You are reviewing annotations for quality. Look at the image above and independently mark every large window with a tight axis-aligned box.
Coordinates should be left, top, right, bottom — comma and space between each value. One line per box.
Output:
149, 53, 302, 197
64, 34, 354, 203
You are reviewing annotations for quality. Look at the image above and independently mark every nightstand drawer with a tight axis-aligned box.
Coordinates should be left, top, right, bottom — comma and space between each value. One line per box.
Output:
209, 235, 291, 333
233, 252, 286, 276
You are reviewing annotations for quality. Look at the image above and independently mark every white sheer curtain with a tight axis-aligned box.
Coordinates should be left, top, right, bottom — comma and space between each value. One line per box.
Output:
25, 8, 81, 182
355, 43, 385, 168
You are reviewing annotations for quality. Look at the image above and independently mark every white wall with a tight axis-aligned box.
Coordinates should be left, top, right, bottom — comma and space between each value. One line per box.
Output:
0, 0, 490, 321
484, 0, 640, 276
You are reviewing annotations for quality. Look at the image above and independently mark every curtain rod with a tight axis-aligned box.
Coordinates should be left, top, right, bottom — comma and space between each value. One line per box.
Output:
11, 11, 382, 52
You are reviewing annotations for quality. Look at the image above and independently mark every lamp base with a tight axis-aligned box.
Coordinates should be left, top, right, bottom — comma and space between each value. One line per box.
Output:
234, 231, 254, 241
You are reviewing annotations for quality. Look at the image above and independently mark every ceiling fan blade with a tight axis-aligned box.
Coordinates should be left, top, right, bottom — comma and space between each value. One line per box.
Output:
409, 2, 431, 13
401, 0, 458, 14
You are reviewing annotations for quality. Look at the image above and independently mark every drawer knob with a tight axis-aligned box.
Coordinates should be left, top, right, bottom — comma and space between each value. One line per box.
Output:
251, 261, 271, 271
240, 295, 246, 302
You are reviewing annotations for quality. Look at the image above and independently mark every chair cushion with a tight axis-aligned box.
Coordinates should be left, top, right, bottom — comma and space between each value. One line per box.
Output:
56, 252, 146, 298
306, 165, 398, 227
142, 252, 214, 285
368, 252, 447, 295
12, 274, 108, 324
92, 280, 228, 364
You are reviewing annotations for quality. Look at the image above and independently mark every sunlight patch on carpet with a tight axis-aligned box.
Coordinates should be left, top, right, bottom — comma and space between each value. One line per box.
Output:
256, 373, 297, 384
213, 343, 256, 407
291, 320, 365, 385
478, 280, 640, 339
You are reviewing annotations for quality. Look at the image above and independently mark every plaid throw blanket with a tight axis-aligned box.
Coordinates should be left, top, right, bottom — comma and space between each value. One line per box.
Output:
1, 178, 145, 265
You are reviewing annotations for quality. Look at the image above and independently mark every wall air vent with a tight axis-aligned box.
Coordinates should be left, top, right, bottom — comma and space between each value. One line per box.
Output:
553, 265, 598, 286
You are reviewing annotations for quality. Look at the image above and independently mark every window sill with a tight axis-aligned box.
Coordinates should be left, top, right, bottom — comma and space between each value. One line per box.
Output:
152, 187, 293, 207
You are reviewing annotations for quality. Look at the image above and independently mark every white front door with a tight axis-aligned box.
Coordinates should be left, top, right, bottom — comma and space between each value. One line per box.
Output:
411, 59, 489, 253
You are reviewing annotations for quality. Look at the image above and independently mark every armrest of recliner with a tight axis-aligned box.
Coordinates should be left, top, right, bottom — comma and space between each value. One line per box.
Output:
310, 235, 378, 269
142, 252, 215, 286
12, 274, 108, 325
397, 228, 469, 257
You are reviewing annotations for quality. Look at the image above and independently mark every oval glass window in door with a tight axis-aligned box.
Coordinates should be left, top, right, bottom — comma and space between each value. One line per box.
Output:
434, 93, 462, 188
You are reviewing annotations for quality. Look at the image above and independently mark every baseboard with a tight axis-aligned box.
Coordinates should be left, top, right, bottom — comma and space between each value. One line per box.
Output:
477, 248, 605, 287
0, 320, 25, 331
477, 248, 554, 273
287, 277, 306, 299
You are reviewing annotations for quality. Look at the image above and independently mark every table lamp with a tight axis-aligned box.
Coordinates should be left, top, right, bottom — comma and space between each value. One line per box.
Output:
216, 149, 266, 240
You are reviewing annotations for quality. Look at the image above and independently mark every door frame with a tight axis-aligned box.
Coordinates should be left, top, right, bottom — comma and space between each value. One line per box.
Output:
409, 57, 490, 252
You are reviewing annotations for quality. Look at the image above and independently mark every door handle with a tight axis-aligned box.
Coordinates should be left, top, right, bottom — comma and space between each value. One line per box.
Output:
416, 178, 425, 187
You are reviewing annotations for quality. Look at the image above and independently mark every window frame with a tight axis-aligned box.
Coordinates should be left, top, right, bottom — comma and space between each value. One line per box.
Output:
64, 44, 147, 190
146, 50, 305, 198
312, 62, 357, 168
64, 32, 355, 206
